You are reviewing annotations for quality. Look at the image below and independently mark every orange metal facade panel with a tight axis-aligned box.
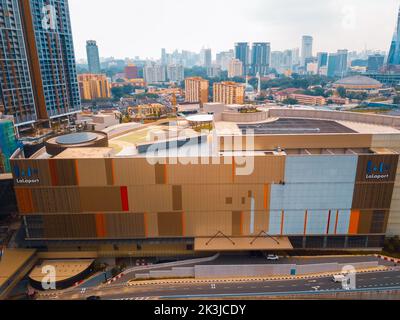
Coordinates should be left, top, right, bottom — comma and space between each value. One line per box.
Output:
95, 214, 106, 238
349, 210, 360, 235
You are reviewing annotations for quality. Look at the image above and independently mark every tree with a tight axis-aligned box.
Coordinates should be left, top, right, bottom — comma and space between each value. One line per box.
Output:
337, 86, 347, 98
282, 98, 299, 105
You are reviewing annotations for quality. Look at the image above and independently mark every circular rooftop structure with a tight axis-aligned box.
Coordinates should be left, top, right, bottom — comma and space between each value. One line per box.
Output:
333, 75, 383, 90
45, 131, 109, 156
186, 114, 214, 123
56, 132, 98, 145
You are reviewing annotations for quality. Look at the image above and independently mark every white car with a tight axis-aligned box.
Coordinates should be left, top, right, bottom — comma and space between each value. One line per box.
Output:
266, 254, 279, 261
332, 274, 346, 283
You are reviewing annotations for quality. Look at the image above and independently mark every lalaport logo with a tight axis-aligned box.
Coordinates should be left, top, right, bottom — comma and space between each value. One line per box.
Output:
366, 160, 391, 180
14, 165, 40, 185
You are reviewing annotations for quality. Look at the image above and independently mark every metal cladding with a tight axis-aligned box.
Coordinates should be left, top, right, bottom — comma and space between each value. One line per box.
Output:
10, 151, 399, 251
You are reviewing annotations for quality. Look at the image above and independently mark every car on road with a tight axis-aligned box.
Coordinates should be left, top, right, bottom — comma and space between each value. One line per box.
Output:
86, 296, 101, 300
266, 254, 279, 261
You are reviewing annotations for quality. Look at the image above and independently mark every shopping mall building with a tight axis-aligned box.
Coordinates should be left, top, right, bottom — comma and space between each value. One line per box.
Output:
9, 108, 400, 257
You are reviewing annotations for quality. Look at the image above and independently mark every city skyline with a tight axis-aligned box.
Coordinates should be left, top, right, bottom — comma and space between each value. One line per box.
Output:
69, 0, 399, 60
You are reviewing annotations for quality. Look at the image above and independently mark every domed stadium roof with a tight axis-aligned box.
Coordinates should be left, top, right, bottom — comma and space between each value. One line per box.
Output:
334, 75, 382, 88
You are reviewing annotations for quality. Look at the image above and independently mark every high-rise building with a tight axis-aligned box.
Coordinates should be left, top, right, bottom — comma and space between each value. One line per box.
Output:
207, 65, 222, 78
144, 64, 166, 84
184, 77, 209, 105
216, 50, 234, 71
124, 65, 139, 79
235, 43, 250, 75
317, 52, 328, 71
0, 0, 81, 128
213, 82, 245, 105
161, 48, 167, 65
78, 74, 111, 100
228, 59, 243, 78
301, 36, 313, 66
86, 40, 101, 74
167, 64, 184, 82
251, 43, 271, 76
327, 50, 348, 78
388, 7, 400, 66
367, 54, 385, 73
201, 48, 212, 68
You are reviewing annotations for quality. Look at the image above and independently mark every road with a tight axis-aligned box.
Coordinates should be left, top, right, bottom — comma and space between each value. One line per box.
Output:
43, 269, 400, 300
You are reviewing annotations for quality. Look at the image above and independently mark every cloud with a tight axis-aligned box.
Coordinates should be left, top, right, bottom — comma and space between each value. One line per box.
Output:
68, 0, 399, 59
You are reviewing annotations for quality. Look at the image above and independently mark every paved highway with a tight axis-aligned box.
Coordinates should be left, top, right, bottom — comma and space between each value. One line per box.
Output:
43, 269, 400, 300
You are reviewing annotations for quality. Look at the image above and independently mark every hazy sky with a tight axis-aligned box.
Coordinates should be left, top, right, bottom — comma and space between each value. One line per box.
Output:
69, 0, 399, 60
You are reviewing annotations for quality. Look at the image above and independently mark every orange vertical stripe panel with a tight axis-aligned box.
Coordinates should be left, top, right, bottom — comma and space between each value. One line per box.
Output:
144, 212, 148, 238
164, 164, 168, 185
232, 157, 236, 183
182, 212, 186, 237
264, 185, 270, 209
349, 210, 360, 235
49, 160, 58, 186
74, 160, 80, 186
240, 211, 244, 236
304, 210, 308, 235
111, 159, 115, 185
95, 214, 106, 238
280, 210, 285, 235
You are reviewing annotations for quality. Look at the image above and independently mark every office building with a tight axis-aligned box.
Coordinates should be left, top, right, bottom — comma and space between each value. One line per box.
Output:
301, 36, 313, 66
78, 74, 111, 100
124, 65, 139, 79
144, 64, 166, 84
167, 64, 184, 82
367, 54, 385, 73
10, 108, 400, 256
201, 48, 212, 68
86, 40, 101, 74
235, 42, 250, 75
213, 82, 245, 105
161, 48, 167, 65
184, 77, 209, 105
327, 50, 348, 78
228, 59, 244, 78
216, 50, 234, 71
207, 66, 222, 78
317, 52, 328, 72
388, 6, 400, 66
0, 0, 81, 128
251, 43, 271, 76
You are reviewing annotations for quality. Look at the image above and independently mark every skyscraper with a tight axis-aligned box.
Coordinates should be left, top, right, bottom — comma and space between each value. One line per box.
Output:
0, 0, 81, 128
228, 59, 243, 78
185, 77, 209, 105
317, 52, 328, 70
301, 36, 313, 66
201, 48, 212, 68
144, 63, 166, 84
388, 7, 400, 66
251, 43, 271, 76
86, 40, 101, 74
216, 50, 234, 71
327, 50, 348, 78
167, 64, 184, 82
367, 54, 385, 73
235, 43, 250, 75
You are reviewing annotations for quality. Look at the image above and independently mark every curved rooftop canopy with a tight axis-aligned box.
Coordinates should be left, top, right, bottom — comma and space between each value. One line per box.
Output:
186, 114, 214, 123
56, 132, 98, 145
334, 75, 383, 88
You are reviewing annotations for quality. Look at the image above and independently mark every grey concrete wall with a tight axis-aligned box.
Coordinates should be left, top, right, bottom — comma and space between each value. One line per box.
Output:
194, 264, 295, 279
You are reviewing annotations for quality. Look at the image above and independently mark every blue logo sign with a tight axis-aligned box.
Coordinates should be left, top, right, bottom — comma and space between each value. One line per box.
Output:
366, 160, 391, 180
14, 166, 40, 184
